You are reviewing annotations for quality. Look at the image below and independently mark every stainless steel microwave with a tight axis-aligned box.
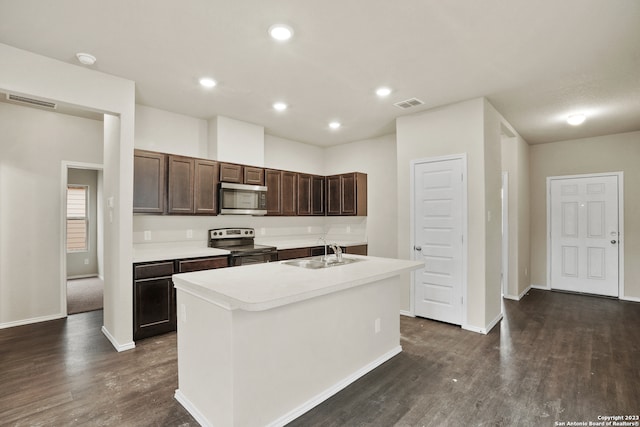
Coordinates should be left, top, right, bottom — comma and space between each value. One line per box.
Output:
219, 182, 268, 215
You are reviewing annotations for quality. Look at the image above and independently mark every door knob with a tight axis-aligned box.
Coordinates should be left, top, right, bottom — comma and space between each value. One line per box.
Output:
414, 246, 422, 251
611, 240, 617, 244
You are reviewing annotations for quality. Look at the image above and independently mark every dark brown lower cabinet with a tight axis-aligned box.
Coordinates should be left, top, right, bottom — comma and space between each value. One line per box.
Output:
133, 255, 229, 341
133, 261, 176, 341
278, 247, 311, 261
282, 245, 368, 260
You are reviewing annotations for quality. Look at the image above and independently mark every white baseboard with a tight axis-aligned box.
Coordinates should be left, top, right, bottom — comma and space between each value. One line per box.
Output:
531, 283, 549, 290
101, 326, 135, 352
400, 310, 414, 317
503, 285, 533, 301
0, 312, 65, 330
67, 274, 100, 280
174, 390, 212, 427
462, 312, 503, 335
620, 295, 640, 303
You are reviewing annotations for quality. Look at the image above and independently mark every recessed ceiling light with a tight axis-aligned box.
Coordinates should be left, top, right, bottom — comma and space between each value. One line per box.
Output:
273, 102, 288, 111
329, 121, 341, 130
375, 87, 392, 97
199, 77, 217, 88
567, 113, 586, 125
76, 52, 96, 65
269, 24, 294, 41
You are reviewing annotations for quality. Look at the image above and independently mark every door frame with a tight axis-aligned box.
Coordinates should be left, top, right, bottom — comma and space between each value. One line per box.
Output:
409, 153, 468, 326
60, 161, 104, 316
546, 172, 624, 297
501, 171, 509, 298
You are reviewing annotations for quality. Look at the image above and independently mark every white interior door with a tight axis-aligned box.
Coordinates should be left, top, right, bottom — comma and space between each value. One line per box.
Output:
550, 175, 619, 297
413, 158, 464, 325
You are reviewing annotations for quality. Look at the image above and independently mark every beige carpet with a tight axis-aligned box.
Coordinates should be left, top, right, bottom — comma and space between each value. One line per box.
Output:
67, 277, 103, 314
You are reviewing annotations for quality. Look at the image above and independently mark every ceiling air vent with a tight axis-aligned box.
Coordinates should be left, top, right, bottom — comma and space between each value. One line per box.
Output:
393, 97, 424, 110
6, 93, 57, 109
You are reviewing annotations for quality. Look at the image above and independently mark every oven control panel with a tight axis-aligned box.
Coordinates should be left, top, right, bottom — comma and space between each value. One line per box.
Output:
209, 228, 255, 239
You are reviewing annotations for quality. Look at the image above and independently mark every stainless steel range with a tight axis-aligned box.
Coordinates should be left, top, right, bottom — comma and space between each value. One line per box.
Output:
208, 228, 278, 266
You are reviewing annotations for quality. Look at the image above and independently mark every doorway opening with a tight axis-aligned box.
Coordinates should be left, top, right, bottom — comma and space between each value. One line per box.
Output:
63, 163, 104, 315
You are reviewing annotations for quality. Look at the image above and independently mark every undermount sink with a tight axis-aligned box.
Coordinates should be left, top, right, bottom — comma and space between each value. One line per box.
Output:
282, 256, 365, 269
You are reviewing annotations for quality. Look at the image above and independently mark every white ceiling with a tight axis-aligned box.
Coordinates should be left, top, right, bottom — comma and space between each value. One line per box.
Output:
1, 0, 639, 146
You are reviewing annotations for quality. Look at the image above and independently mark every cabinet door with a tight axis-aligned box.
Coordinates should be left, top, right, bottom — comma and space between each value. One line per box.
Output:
133, 277, 176, 340
177, 256, 229, 273
312, 175, 325, 216
219, 163, 243, 183
194, 159, 218, 215
265, 169, 283, 215
326, 175, 342, 215
133, 150, 166, 213
297, 174, 312, 215
278, 247, 311, 261
168, 155, 195, 214
344, 244, 368, 255
341, 173, 357, 215
244, 167, 265, 185
282, 171, 298, 216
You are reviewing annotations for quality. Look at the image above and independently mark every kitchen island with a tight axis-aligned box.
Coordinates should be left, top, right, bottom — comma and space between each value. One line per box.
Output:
172, 255, 423, 427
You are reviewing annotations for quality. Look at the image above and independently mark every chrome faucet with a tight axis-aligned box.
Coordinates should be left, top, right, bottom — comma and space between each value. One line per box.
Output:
329, 243, 343, 262
318, 237, 328, 260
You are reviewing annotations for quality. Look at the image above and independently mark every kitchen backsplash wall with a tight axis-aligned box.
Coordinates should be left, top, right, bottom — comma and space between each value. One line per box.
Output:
132, 215, 367, 246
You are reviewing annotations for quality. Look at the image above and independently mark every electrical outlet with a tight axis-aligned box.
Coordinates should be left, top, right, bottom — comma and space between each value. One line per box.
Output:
84, 259, 89, 265
144, 230, 151, 241
186, 229, 193, 239
374, 318, 381, 334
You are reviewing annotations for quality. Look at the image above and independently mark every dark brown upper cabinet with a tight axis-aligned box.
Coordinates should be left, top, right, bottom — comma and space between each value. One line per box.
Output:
297, 174, 325, 216
194, 159, 218, 215
219, 163, 264, 185
244, 166, 265, 185
167, 155, 195, 214
134, 150, 167, 214
281, 171, 297, 216
219, 163, 243, 183
266, 169, 297, 216
326, 172, 367, 216
311, 175, 326, 215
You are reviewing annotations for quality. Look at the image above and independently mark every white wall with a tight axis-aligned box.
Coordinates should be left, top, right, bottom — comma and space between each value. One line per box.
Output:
264, 134, 324, 175
0, 43, 136, 350
209, 116, 264, 166
135, 105, 208, 157
0, 102, 103, 326
396, 98, 488, 330
324, 134, 397, 258
529, 130, 640, 300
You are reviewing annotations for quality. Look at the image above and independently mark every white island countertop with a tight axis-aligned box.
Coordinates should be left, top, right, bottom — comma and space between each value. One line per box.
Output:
172, 255, 423, 312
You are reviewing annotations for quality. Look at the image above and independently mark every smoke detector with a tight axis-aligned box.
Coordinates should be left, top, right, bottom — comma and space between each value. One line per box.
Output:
76, 52, 96, 65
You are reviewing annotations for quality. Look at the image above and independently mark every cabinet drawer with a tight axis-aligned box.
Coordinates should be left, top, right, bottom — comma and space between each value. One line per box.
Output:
278, 247, 311, 261
344, 244, 368, 255
178, 256, 229, 273
134, 261, 175, 280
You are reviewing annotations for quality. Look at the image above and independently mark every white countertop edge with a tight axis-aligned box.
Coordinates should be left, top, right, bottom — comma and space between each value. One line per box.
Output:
133, 246, 230, 263
173, 257, 423, 312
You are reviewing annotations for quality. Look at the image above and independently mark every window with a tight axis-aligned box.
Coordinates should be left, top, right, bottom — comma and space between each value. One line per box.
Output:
67, 185, 88, 252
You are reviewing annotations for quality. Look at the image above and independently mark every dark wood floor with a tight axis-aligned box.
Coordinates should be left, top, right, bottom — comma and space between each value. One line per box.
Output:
1, 290, 638, 426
